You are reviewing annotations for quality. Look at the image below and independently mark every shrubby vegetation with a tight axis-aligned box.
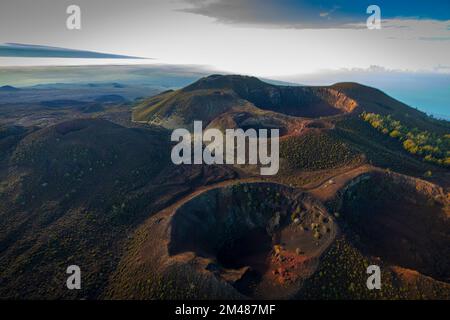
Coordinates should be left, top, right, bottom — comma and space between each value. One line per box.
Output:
361, 112, 450, 167
334, 117, 434, 176
280, 131, 360, 170
297, 237, 402, 299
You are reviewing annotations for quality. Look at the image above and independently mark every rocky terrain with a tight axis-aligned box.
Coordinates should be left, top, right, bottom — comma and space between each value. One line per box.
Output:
0, 74, 449, 299
106, 182, 337, 299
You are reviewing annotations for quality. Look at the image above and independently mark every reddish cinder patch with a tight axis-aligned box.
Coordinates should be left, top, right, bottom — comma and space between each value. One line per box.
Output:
391, 266, 420, 282
269, 246, 311, 285
281, 119, 335, 141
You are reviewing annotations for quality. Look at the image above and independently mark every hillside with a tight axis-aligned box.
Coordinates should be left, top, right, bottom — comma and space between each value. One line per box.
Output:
0, 118, 237, 298
0, 85, 20, 92
0, 74, 449, 300
331, 82, 450, 135
132, 75, 449, 135
132, 74, 360, 128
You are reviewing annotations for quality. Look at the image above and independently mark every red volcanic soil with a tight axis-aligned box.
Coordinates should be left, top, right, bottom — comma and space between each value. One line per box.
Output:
106, 182, 337, 299
280, 118, 335, 140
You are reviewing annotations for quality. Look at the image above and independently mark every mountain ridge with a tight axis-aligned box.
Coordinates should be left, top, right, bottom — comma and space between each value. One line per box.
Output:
133, 74, 445, 134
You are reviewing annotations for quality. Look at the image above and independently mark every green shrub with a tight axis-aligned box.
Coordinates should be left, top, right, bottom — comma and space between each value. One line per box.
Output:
361, 112, 449, 167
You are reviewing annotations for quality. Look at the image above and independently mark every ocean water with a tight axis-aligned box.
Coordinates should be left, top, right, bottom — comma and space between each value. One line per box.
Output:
379, 83, 450, 120
284, 71, 450, 119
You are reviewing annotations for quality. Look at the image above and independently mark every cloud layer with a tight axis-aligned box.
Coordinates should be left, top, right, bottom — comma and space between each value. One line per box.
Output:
181, 0, 450, 29
0, 43, 147, 59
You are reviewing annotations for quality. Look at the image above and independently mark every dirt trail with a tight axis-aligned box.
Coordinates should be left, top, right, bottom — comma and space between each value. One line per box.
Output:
306, 164, 378, 202
156, 164, 378, 218
125, 165, 378, 299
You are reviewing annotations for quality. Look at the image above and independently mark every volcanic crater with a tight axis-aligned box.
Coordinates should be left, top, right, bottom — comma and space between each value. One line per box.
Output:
165, 182, 338, 298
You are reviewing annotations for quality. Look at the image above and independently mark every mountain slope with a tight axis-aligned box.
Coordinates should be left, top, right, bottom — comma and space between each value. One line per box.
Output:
0, 118, 237, 299
331, 82, 449, 135
1, 74, 449, 300
132, 74, 360, 127
132, 74, 447, 131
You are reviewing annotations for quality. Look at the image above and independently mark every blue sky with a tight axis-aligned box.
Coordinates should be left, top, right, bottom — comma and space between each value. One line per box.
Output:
0, 0, 449, 117
1, 0, 449, 74
181, 0, 450, 28
368, 1, 450, 20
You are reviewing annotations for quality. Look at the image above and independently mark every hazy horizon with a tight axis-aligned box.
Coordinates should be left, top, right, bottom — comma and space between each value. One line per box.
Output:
1, 63, 449, 119
1, 1, 449, 117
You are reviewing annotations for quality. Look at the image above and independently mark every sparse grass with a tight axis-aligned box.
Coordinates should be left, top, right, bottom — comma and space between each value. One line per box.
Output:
297, 237, 404, 299
334, 116, 440, 176
280, 131, 360, 170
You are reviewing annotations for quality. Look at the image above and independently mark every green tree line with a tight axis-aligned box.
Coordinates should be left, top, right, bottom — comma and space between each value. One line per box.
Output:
361, 112, 450, 167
